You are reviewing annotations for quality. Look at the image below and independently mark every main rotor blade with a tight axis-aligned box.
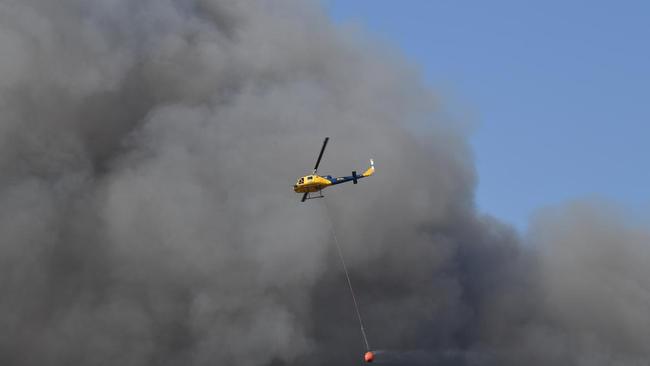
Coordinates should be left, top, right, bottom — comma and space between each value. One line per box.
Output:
313, 137, 329, 173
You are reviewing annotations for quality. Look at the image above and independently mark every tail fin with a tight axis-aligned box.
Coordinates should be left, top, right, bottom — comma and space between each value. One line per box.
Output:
362, 159, 375, 177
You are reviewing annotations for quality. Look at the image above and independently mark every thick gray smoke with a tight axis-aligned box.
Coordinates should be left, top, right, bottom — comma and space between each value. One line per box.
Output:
1, 1, 648, 365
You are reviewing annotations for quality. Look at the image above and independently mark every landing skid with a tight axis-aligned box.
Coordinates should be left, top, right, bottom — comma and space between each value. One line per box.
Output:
306, 191, 324, 200
301, 191, 324, 202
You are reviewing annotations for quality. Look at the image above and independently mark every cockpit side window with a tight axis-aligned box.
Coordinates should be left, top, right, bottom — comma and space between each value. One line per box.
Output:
307, 176, 313, 180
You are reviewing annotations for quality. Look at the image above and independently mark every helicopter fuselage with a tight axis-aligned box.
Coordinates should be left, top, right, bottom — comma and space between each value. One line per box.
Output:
293, 174, 334, 193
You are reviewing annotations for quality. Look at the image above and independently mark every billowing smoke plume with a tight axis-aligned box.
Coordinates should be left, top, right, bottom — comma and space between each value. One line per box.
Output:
0, 1, 648, 365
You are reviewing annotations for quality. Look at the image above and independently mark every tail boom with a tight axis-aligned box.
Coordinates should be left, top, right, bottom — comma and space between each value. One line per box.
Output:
329, 159, 375, 186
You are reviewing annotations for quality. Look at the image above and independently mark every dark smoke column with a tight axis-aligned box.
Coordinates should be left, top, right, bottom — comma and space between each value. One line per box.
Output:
1, 1, 648, 366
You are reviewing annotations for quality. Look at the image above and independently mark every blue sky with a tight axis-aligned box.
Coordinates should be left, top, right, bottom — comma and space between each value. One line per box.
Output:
326, 1, 650, 231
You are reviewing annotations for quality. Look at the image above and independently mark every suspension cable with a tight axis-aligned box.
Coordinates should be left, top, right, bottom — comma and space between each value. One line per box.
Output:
322, 200, 370, 352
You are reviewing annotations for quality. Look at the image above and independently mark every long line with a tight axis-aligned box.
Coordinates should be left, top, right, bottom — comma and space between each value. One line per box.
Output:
322, 200, 370, 351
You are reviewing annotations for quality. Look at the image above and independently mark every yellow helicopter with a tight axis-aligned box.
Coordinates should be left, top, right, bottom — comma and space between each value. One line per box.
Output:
294, 137, 375, 202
